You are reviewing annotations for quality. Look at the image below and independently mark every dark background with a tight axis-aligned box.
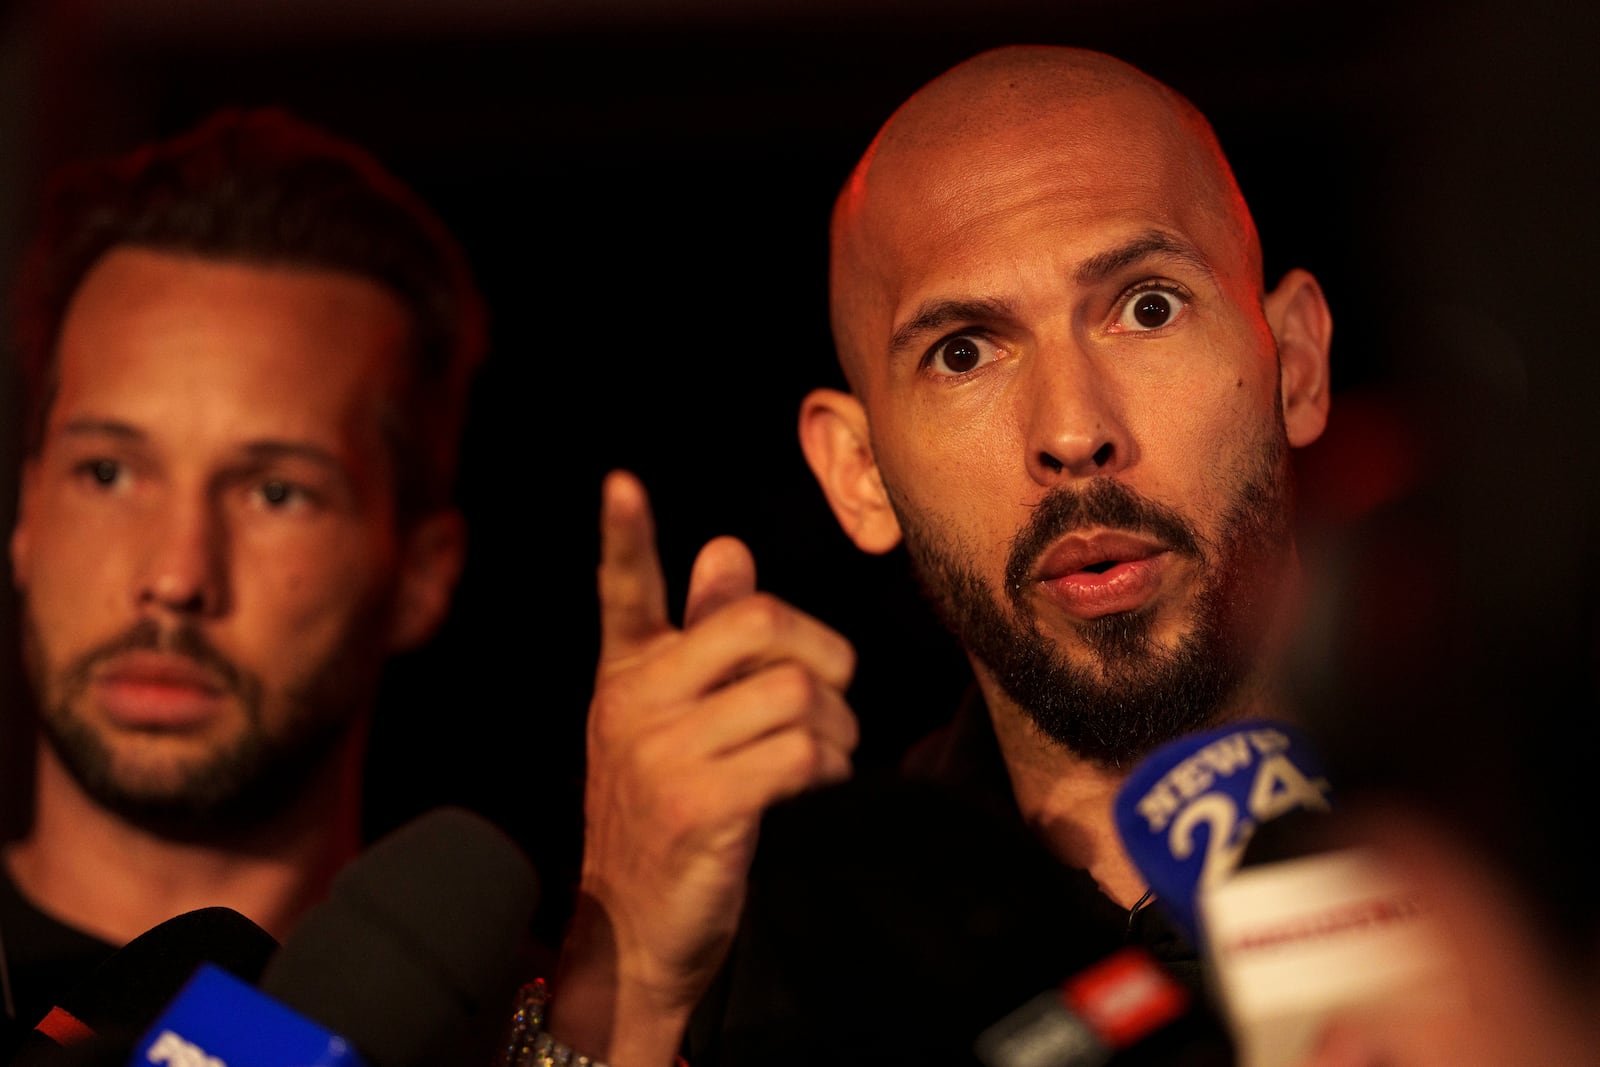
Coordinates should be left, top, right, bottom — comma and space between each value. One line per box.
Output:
0, 0, 1591, 942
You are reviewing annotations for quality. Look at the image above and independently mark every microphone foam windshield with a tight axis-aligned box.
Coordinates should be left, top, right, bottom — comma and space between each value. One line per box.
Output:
1114, 719, 1333, 947
258, 806, 540, 1067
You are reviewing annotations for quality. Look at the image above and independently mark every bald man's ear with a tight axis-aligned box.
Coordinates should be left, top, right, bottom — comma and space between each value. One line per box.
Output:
798, 388, 903, 555
1264, 267, 1333, 448
388, 507, 467, 652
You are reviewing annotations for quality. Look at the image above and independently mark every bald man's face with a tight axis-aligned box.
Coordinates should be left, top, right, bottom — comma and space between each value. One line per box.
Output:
826, 82, 1323, 762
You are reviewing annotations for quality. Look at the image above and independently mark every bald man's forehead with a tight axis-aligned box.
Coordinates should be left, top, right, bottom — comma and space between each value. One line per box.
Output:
829, 75, 1259, 384
870, 47, 1179, 156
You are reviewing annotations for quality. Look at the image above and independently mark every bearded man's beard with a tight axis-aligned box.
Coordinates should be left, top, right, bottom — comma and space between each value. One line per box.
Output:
22, 614, 378, 841
889, 432, 1295, 768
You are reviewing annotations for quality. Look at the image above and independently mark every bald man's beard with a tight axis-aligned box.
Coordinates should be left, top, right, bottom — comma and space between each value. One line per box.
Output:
21, 613, 381, 841
888, 436, 1295, 768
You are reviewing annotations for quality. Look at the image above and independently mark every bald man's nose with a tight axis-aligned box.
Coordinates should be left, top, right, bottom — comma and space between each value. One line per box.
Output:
137, 499, 227, 616
1022, 344, 1131, 485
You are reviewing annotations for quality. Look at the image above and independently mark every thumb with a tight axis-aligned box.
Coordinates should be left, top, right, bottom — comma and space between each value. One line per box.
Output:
682, 535, 757, 630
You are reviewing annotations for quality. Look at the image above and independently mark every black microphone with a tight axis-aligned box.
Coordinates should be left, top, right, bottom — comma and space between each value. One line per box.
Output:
68, 806, 541, 1067
9, 906, 278, 1065
972, 940, 1236, 1067
253, 804, 542, 1067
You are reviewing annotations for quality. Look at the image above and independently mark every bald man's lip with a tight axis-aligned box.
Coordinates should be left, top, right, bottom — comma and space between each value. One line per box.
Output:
1032, 532, 1170, 619
91, 651, 230, 729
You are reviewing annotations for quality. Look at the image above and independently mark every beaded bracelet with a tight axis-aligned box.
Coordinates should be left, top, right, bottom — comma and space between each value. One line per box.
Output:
498, 978, 598, 1067
497, 978, 690, 1067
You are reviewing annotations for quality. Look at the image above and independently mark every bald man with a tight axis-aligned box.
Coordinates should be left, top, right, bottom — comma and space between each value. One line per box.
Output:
528, 45, 1332, 1067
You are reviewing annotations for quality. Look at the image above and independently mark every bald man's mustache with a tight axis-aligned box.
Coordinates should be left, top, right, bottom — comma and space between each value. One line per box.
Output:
1004, 478, 1203, 603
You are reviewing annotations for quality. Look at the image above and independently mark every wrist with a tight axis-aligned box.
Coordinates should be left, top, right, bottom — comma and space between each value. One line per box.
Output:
557, 892, 707, 1023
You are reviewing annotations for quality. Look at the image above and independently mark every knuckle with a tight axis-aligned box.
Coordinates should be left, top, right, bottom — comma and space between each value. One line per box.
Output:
729, 593, 789, 644
773, 729, 825, 783
836, 641, 859, 680
756, 662, 816, 710
837, 708, 862, 751
587, 686, 631, 741
587, 672, 656, 748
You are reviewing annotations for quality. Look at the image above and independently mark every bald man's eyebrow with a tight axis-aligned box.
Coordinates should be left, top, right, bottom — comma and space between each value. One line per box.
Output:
1074, 231, 1215, 286
888, 297, 1016, 355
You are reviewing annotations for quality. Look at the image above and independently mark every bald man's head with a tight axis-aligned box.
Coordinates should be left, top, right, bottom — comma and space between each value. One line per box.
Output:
829, 45, 1262, 394
799, 43, 1333, 766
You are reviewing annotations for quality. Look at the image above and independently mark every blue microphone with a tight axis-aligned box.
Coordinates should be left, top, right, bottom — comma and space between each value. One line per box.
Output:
132, 963, 364, 1066
1112, 718, 1333, 947
9, 907, 278, 1066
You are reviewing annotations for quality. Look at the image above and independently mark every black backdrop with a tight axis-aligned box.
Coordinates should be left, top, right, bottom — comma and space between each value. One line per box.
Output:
1, 0, 1591, 943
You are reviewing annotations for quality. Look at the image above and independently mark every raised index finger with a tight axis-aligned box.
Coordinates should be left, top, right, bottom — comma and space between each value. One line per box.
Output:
597, 469, 671, 664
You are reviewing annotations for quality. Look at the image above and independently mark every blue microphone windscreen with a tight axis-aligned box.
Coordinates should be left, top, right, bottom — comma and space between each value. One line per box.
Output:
1113, 719, 1332, 945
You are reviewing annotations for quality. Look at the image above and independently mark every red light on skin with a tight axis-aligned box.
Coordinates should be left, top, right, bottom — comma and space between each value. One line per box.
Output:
1061, 946, 1190, 1049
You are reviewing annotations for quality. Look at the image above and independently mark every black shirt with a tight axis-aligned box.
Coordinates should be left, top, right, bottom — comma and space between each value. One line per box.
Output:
0, 860, 118, 1056
685, 686, 1236, 1066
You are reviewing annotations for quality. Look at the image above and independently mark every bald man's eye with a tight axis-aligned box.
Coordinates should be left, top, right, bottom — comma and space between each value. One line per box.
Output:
1111, 285, 1189, 332
925, 333, 1001, 376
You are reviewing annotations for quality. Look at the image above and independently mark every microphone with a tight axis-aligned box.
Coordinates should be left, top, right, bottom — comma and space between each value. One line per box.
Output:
972, 943, 1234, 1067
127, 805, 541, 1067
1196, 841, 1460, 1067
970, 724, 1349, 1067
9, 906, 278, 1064
1115, 720, 1460, 1067
1112, 718, 1334, 949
